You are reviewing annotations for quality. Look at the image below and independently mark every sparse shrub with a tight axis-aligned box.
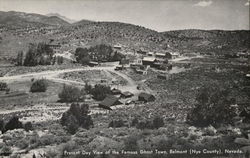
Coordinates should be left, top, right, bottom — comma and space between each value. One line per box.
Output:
58, 84, 85, 102
39, 134, 56, 146
30, 79, 48, 92
0, 119, 4, 133
109, 119, 125, 128
131, 117, 139, 127
84, 83, 92, 94
28, 134, 40, 149
157, 138, 174, 150
186, 85, 237, 127
24, 122, 33, 131
90, 84, 111, 101
57, 56, 64, 65
0, 145, 12, 156
16, 51, 24, 66
134, 117, 164, 130
203, 125, 217, 136
189, 134, 199, 141
153, 116, 164, 129
61, 103, 93, 134
0, 82, 8, 91
4, 116, 23, 133
60, 141, 77, 154
124, 135, 139, 151
16, 138, 29, 149
136, 120, 154, 130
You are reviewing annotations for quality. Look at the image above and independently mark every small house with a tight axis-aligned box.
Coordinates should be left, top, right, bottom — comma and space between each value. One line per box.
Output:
165, 52, 172, 59
138, 92, 155, 102
142, 57, 156, 66
170, 52, 180, 59
121, 91, 134, 98
88, 61, 99, 67
114, 45, 122, 50
155, 52, 166, 59
114, 65, 123, 71
147, 52, 154, 56
99, 95, 122, 110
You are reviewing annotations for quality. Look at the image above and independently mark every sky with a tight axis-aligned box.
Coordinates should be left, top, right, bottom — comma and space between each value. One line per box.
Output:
0, 0, 249, 32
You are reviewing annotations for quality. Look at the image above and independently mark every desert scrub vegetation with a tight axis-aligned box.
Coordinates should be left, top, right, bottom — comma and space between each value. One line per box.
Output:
30, 79, 48, 92
58, 84, 85, 102
0, 82, 8, 91
186, 84, 237, 127
2, 116, 23, 133
131, 116, 164, 130
61, 103, 93, 134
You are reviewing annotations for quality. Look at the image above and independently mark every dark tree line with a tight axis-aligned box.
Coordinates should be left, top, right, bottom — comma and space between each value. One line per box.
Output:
186, 85, 237, 127
16, 43, 54, 66
75, 44, 125, 65
0, 116, 33, 133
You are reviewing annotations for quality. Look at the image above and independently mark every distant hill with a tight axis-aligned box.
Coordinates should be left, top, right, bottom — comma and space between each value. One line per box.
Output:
73, 19, 94, 25
161, 29, 250, 54
46, 13, 76, 23
65, 21, 166, 51
0, 11, 249, 61
0, 11, 69, 27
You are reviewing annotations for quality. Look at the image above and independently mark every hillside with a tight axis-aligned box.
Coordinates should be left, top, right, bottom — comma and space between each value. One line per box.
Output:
161, 29, 250, 54
72, 19, 94, 25
46, 13, 76, 23
63, 21, 166, 51
0, 11, 69, 27
0, 11, 249, 61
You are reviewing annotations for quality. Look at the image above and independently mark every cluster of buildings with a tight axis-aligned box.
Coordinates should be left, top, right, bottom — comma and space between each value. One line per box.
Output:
128, 50, 180, 72
98, 88, 155, 110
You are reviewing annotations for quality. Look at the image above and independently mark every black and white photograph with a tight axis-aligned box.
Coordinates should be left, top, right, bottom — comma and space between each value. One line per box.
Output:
0, 0, 249, 157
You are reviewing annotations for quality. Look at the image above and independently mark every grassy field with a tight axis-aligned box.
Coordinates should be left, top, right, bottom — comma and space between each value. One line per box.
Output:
0, 80, 64, 108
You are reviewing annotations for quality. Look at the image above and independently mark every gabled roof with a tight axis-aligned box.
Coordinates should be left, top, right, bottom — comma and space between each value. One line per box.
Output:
99, 95, 121, 109
155, 52, 166, 56
170, 52, 180, 56
121, 91, 134, 97
142, 57, 156, 62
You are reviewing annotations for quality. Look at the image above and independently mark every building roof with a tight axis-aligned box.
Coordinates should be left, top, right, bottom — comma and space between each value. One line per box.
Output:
99, 95, 121, 109
121, 91, 134, 97
170, 52, 180, 56
155, 52, 166, 57
89, 61, 99, 65
142, 57, 156, 62
114, 45, 122, 49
